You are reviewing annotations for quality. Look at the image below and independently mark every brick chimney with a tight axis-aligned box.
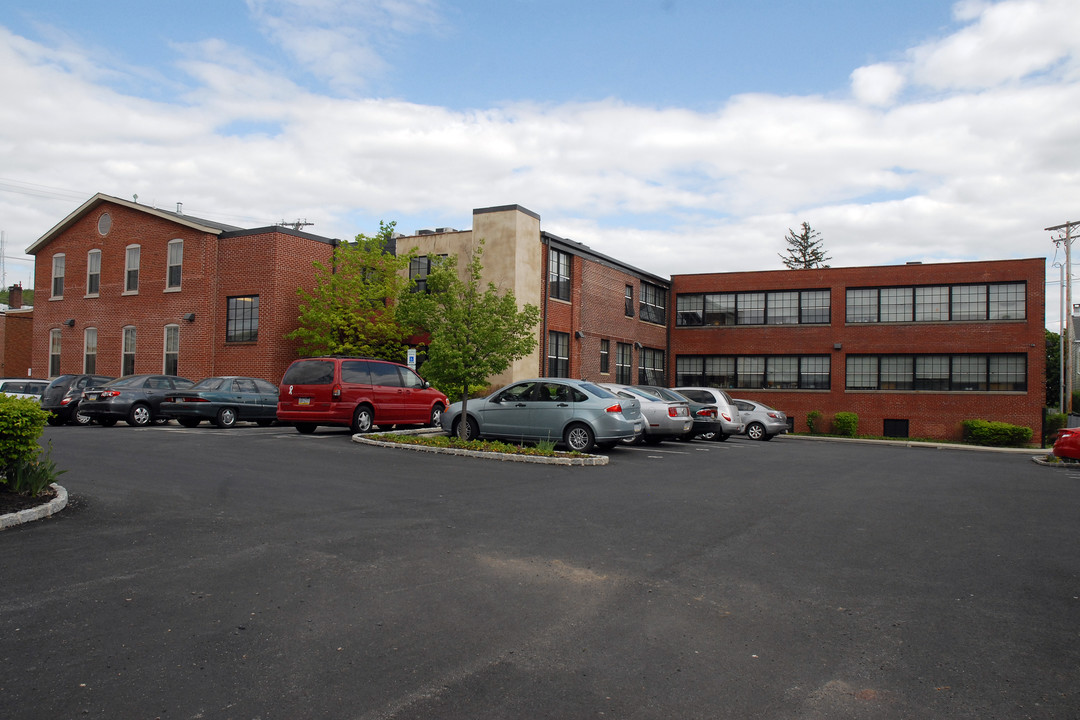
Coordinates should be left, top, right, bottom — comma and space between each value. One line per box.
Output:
7, 283, 22, 309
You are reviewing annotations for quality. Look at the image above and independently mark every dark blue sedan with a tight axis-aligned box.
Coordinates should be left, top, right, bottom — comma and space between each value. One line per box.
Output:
160, 376, 279, 428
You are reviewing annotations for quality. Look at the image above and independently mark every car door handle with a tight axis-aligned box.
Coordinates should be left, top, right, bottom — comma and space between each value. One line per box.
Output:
515, 403, 527, 407
556, 403, 569, 407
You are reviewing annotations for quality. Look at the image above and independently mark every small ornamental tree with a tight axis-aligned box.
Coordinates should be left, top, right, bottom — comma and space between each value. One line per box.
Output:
397, 240, 540, 439
779, 221, 831, 269
288, 221, 414, 361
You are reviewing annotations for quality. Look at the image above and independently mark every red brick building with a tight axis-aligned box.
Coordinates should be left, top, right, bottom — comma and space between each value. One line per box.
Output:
670, 259, 1046, 442
26, 194, 337, 384
1, 284, 34, 379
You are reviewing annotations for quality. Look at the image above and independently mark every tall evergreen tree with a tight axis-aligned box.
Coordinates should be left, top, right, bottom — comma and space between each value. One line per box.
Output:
288, 221, 414, 360
779, 221, 831, 269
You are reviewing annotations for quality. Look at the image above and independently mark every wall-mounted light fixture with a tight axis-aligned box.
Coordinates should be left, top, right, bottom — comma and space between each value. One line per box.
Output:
634, 341, 643, 350
183, 313, 195, 322
63, 318, 75, 327
574, 330, 585, 339
833, 342, 842, 350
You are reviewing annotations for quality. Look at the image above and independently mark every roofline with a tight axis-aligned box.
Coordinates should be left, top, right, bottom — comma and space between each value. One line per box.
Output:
25, 193, 241, 255
220, 225, 340, 245
542, 231, 670, 286
669, 256, 1047, 280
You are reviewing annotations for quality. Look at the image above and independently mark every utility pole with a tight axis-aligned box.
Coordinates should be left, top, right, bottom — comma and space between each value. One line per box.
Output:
1048, 220, 1080, 413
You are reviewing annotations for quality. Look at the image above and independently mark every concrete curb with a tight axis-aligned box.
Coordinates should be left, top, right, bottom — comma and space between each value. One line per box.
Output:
1030, 454, 1078, 468
351, 430, 608, 466
780, 433, 1041, 454
0, 483, 69, 530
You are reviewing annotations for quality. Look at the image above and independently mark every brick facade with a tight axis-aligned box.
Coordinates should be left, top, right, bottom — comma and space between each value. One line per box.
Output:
670, 259, 1046, 443
27, 195, 336, 384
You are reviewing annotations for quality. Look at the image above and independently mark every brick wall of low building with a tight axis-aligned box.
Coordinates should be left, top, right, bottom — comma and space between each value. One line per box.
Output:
1, 311, 35, 378
670, 258, 1047, 443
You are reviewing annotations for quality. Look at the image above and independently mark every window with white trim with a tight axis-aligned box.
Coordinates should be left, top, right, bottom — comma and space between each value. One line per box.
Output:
167, 239, 183, 290
164, 325, 179, 375
87, 250, 101, 296
49, 328, 62, 376
122, 326, 136, 376
84, 328, 97, 373
51, 254, 65, 298
125, 245, 140, 293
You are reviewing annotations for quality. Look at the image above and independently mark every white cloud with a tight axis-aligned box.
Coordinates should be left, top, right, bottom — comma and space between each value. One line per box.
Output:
1, 0, 1079, 326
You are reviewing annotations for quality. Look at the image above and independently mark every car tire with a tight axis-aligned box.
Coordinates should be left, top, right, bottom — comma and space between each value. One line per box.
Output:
452, 416, 479, 441
678, 430, 696, 442
295, 423, 317, 434
596, 441, 618, 451
564, 423, 595, 453
430, 403, 445, 427
178, 418, 201, 428
47, 416, 64, 427
351, 405, 374, 434
746, 422, 767, 441
715, 433, 729, 442
127, 404, 152, 427
643, 434, 664, 445
74, 409, 93, 426
98, 418, 118, 427
215, 407, 238, 429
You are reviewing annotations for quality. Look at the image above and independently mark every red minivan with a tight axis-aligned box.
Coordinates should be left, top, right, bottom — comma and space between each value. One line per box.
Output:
277, 357, 448, 434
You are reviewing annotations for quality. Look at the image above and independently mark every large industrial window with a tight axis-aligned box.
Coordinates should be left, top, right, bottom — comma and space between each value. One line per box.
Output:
615, 343, 633, 384
847, 354, 1026, 391
848, 283, 1025, 323
638, 347, 665, 384
226, 295, 260, 342
677, 355, 830, 389
599, 339, 610, 374
639, 283, 667, 325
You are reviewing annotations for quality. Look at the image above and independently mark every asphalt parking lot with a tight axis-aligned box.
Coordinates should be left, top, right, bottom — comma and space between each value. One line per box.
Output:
2, 425, 1078, 719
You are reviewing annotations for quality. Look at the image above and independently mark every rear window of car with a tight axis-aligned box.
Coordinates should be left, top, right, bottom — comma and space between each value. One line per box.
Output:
282, 360, 335, 385
192, 377, 227, 390
580, 382, 615, 399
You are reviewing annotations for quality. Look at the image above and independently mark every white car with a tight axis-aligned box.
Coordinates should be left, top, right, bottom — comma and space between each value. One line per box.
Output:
732, 399, 789, 441
0, 378, 48, 402
673, 386, 745, 440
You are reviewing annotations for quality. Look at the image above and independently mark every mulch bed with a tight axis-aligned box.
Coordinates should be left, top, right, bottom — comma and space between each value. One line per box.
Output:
0, 487, 57, 515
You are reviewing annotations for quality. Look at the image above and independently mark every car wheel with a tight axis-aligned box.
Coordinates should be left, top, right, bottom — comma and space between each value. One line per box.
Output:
678, 430, 696, 442
596, 441, 618, 451
430, 403, 445, 427
643, 434, 664, 445
98, 418, 118, 427
746, 422, 767, 441
215, 407, 238, 429
295, 423, 317, 434
256, 419, 274, 427
452, 416, 479, 441
564, 423, 595, 453
178, 418, 201, 428
74, 409, 93, 426
47, 416, 64, 427
699, 431, 717, 441
714, 433, 729, 442
351, 405, 374, 434
153, 417, 170, 426
127, 404, 152, 427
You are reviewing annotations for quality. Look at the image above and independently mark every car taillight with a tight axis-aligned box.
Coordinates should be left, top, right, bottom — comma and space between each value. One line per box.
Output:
767, 411, 780, 418
332, 384, 341, 400
668, 407, 680, 417
60, 397, 73, 406
100, 390, 121, 398
696, 408, 717, 418
605, 403, 623, 413
721, 412, 732, 422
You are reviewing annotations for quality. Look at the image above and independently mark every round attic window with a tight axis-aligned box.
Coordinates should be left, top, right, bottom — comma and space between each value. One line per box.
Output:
97, 212, 112, 236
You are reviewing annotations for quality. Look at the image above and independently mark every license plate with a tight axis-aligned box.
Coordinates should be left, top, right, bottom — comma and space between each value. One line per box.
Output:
298, 397, 311, 406
87, 393, 99, 401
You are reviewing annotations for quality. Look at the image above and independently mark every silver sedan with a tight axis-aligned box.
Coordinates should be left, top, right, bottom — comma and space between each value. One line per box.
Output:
598, 383, 693, 444
440, 378, 643, 453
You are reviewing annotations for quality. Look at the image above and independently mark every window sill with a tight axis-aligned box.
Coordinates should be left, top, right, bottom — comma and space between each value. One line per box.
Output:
164, 287, 181, 293
84, 293, 99, 299
122, 290, 139, 296
49, 295, 63, 301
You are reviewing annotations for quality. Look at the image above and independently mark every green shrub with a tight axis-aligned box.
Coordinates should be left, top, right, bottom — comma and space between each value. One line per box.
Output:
0, 394, 50, 477
4, 441, 66, 496
832, 411, 858, 438
1045, 412, 1067, 439
961, 419, 1033, 447
806, 410, 823, 434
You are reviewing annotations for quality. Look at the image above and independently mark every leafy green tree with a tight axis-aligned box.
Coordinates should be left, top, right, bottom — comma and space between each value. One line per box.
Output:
288, 221, 414, 361
397, 240, 540, 438
779, 221, 831, 269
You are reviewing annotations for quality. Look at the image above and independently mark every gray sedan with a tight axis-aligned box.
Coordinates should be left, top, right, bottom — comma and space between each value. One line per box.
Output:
598, 383, 693, 444
732, 398, 789, 440
440, 378, 643, 453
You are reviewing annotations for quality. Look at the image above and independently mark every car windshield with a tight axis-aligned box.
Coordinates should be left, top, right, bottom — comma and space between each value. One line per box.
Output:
191, 377, 228, 390
651, 387, 688, 402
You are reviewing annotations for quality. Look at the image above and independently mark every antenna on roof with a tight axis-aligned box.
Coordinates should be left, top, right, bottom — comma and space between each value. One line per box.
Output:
278, 219, 314, 231
132, 194, 138, 203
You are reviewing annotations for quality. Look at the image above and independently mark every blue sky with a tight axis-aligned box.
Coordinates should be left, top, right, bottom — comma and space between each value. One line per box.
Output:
1, 0, 1078, 327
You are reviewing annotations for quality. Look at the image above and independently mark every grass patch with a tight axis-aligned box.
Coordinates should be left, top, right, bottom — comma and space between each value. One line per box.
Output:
368, 432, 587, 457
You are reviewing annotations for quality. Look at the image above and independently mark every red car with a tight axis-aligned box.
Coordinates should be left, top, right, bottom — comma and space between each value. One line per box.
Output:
1053, 427, 1080, 461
